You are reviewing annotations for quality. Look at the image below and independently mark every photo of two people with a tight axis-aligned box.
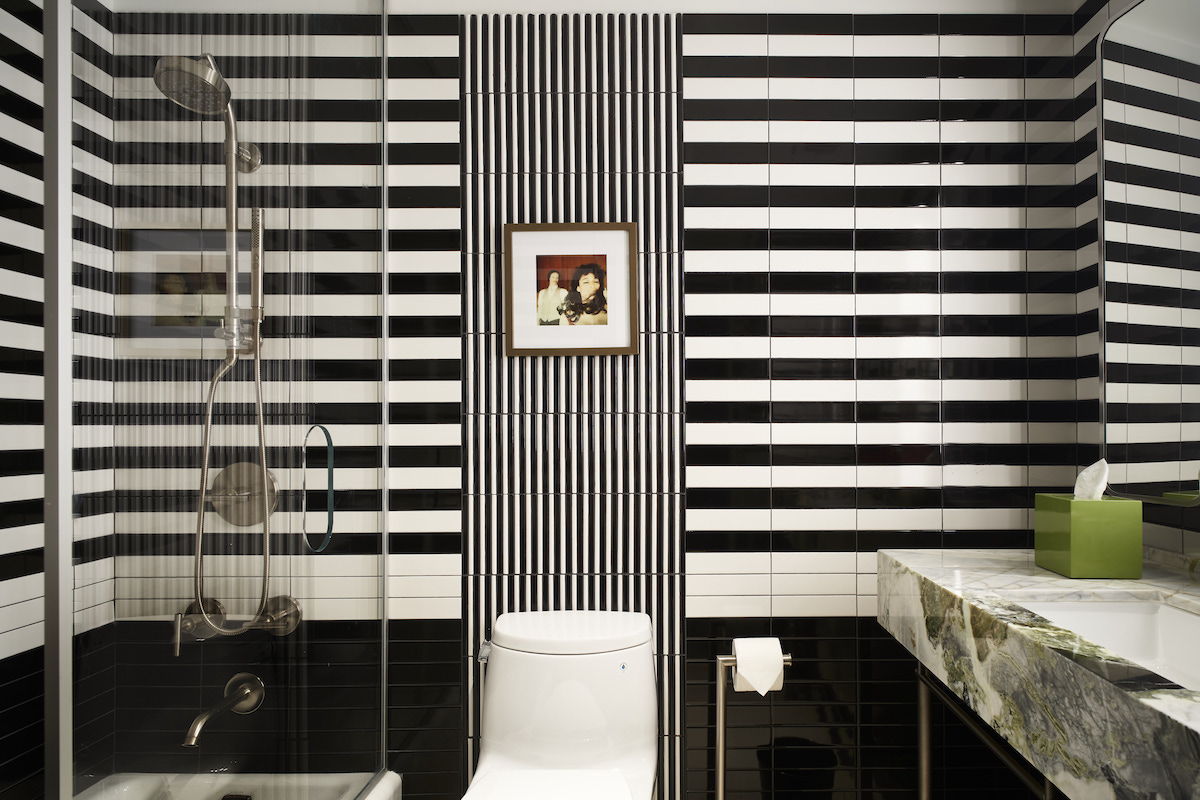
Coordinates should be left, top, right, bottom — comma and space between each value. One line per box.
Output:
534, 255, 608, 327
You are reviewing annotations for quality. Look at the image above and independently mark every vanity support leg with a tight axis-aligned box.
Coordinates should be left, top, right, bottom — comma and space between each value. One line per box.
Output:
918, 674, 931, 800
916, 665, 1060, 798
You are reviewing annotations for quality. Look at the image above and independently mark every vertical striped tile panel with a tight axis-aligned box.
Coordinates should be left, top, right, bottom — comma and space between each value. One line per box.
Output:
461, 14, 684, 799
0, 0, 46, 796
110, 11, 384, 621
386, 13, 464, 616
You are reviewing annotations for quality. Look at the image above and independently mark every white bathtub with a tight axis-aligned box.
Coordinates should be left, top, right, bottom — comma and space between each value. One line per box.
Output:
74, 770, 401, 800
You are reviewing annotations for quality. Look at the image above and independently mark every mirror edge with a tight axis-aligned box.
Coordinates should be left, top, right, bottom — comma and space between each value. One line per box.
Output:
1091, 0, 1200, 507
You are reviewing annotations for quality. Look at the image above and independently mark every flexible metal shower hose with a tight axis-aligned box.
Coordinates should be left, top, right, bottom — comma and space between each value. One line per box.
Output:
191, 315, 271, 636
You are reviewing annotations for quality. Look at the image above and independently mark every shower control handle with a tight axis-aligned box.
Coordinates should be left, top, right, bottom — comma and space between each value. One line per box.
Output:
173, 613, 183, 657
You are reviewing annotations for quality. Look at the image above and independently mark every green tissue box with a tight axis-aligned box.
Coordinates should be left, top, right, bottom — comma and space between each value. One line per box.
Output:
1034, 493, 1143, 579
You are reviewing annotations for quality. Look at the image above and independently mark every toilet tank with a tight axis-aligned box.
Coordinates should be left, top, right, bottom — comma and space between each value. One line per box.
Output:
479, 611, 658, 771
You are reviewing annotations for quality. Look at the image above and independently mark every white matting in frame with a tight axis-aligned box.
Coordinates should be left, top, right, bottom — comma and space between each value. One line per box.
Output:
504, 222, 639, 356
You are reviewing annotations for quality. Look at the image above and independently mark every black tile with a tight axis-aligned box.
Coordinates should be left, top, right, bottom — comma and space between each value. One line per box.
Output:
940, 15, 1023, 35
682, 56, 769, 79
684, 228, 770, 251
684, 142, 770, 163
687, 488, 772, 509
686, 401, 771, 423
767, 15, 852, 35
771, 358, 854, 380
685, 272, 770, 294
772, 401, 854, 423
857, 401, 940, 423
856, 358, 939, 380
942, 99, 1025, 122
855, 272, 938, 294
770, 316, 854, 337
769, 56, 853, 79
770, 229, 855, 250
858, 444, 941, 466
854, 57, 937, 79
770, 142, 854, 164
770, 531, 856, 552
770, 272, 853, 294
772, 487, 856, 509
684, 185, 770, 207
686, 530, 772, 552
687, 444, 771, 466
686, 316, 770, 337
772, 444, 856, 467
856, 314, 939, 337
771, 186, 854, 208
682, 14, 768, 34
856, 186, 939, 208
686, 359, 771, 380
854, 14, 937, 35
768, 98, 854, 121
856, 229, 939, 250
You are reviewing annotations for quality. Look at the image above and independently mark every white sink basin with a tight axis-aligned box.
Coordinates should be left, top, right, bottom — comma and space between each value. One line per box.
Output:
1017, 599, 1200, 691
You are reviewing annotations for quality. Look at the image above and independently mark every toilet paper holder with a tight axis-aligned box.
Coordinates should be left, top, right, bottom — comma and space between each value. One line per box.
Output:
715, 651, 793, 800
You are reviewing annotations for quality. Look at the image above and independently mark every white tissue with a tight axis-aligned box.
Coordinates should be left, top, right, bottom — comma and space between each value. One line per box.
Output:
1073, 458, 1109, 500
732, 637, 784, 696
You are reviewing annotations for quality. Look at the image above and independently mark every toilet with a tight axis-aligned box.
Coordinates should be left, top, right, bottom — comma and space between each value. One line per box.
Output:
462, 610, 658, 799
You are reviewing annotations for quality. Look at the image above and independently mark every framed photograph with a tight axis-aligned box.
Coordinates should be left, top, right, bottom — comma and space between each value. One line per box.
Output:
503, 222, 638, 356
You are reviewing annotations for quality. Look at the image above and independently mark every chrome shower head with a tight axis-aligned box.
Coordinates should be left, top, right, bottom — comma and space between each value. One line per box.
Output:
154, 53, 231, 115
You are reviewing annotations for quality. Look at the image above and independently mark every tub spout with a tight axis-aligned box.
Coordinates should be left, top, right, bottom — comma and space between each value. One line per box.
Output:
183, 673, 264, 747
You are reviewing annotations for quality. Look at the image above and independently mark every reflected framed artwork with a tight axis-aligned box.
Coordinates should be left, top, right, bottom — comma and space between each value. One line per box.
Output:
503, 222, 638, 356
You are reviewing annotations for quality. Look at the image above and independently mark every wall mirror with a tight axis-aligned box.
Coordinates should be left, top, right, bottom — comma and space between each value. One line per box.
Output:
1098, 0, 1200, 506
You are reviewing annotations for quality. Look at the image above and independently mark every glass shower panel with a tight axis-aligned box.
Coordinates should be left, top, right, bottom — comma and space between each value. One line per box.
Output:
73, 7, 385, 795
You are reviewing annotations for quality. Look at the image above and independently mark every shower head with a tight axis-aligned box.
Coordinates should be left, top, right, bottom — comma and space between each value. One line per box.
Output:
154, 53, 231, 115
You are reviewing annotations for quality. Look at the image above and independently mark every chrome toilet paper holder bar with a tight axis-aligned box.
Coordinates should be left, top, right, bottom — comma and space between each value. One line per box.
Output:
715, 651, 793, 800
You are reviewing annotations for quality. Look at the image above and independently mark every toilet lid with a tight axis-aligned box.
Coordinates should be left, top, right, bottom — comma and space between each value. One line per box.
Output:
492, 610, 652, 654
462, 769, 633, 799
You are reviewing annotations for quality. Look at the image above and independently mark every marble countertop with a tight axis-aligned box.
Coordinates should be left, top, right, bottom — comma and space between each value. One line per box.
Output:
877, 547, 1200, 800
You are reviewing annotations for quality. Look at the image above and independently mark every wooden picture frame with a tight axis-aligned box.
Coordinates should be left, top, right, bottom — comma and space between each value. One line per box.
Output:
503, 222, 638, 356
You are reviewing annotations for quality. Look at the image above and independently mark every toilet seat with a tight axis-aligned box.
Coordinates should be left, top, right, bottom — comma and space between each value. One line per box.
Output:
461, 769, 634, 799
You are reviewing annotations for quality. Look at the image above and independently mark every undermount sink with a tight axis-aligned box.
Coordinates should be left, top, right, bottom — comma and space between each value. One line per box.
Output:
1016, 599, 1200, 691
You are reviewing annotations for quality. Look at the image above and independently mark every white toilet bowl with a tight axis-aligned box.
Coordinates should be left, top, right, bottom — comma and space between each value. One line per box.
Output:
462, 610, 658, 800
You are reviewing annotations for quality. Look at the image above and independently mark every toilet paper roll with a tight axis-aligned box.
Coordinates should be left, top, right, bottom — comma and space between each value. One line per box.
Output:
731, 637, 784, 696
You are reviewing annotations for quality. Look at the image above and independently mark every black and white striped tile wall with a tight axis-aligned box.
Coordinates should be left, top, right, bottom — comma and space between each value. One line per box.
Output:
7, 0, 1183, 796
385, 14, 466, 795
460, 12, 685, 797
72, 0, 119, 787
110, 10, 384, 622
73, 0, 117, 642
681, 12, 1079, 619
0, 0, 46, 795
385, 11, 463, 625
1072, 0, 1109, 511
1101, 39, 1200, 518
